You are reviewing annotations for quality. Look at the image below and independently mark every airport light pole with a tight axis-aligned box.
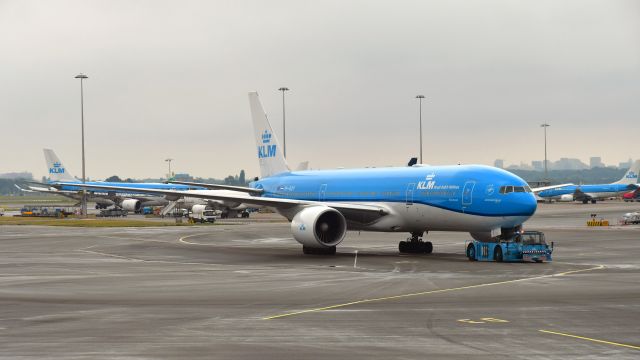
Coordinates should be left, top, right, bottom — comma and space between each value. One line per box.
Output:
75, 73, 88, 218
541, 123, 550, 181
165, 158, 173, 179
416, 95, 425, 164
278, 87, 290, 158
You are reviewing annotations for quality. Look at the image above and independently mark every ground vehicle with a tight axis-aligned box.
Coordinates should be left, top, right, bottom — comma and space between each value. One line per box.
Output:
189, 205, 217, 223
466, 231, 553, 262
623, 189, 640, 202
621, 212, 640, 225
219, 209, 251, 218
19, 205, 74, 218
96, 209, 128, 217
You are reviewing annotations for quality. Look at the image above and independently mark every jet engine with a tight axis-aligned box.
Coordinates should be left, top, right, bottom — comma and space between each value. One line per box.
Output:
291, 206, 347, 249
558, 194, 574, 202
120, 199, 141, 212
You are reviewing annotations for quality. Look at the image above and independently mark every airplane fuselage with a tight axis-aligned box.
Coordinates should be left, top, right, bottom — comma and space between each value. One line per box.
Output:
538, 183, 634, 201
251, 165, 537, 233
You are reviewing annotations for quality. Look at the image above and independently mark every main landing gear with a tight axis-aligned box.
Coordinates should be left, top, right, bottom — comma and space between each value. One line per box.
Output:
302, 246, 337, 255
399, 232, 433, 254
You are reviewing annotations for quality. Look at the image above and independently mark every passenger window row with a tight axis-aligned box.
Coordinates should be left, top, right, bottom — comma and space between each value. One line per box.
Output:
499, 185, 532, 194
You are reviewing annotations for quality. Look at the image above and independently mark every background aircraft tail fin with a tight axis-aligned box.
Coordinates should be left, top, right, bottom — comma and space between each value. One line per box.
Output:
248, 91, 290, 178
43, 149, 76, 182
614, 160, 640, 184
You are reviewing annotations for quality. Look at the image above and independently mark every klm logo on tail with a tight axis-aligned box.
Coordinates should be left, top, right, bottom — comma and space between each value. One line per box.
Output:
258, 130, 277, 159
49, 162, 65, 174
626, 171, 638, 179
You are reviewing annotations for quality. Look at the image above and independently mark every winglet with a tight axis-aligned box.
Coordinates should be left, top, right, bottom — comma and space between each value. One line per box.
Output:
249, 92, 290, 178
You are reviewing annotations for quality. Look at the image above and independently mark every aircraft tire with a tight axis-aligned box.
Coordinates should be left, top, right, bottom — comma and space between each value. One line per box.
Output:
423, 242, 433, 254
467, 243, 476, 261
494, 246, 503, 262
303, 246, 336, 255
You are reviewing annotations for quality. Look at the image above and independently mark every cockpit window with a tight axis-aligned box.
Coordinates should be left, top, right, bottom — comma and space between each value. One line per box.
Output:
499, 185, 530, 194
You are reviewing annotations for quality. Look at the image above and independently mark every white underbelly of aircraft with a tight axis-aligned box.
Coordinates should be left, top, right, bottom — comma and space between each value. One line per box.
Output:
354, 202, 529, 233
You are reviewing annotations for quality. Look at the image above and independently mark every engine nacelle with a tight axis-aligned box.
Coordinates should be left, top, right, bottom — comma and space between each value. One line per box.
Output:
291, 206, 347, 249
120, 199, 141, 212
558, 194, 574, 202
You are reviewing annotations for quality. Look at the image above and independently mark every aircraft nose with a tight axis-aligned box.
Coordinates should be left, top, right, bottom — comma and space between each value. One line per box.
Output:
522, 193, 538, 216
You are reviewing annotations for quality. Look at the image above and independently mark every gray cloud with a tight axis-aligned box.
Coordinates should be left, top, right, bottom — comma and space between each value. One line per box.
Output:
1, 0, 638, 179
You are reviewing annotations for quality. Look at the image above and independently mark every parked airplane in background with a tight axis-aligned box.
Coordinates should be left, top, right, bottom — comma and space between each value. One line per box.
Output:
15, 183, 122, 209
536, 161, 640, 203
67, 91, 567, 256
30, 149, 198, 211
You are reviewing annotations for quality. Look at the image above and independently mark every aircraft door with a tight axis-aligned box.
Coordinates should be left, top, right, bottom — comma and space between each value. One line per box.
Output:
405, 183, 415, 206
319, 184, 327, 201
462, 181, 475, 206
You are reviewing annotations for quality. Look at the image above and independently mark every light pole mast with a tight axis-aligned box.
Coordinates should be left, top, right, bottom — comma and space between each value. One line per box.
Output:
416, 95, 425, 164
278, 87, 290, 158
165, 158, 173, 179
75, 73, 88, 217
541, 123, 550, 181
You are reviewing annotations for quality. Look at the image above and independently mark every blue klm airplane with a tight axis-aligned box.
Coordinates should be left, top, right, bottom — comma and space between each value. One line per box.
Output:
536, 161, 640, 203
69, 92, 554, 255
27, 149, 201, 211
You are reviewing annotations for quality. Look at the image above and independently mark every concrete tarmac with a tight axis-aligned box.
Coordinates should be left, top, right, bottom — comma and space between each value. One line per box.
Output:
0, 202, 639, 359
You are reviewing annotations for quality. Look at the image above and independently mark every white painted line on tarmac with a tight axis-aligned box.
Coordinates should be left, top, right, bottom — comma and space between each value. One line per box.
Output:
263, 264, 606, 320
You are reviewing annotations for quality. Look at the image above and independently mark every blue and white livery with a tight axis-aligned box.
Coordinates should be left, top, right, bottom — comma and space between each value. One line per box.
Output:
38, 149, 201, 211
70, 92, 541, 255
537, 161, 640, 203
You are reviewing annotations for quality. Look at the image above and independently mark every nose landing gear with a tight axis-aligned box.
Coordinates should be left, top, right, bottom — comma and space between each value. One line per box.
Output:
399, 232, 433, 254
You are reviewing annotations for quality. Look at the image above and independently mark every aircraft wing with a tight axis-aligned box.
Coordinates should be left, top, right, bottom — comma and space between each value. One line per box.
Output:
15, 184, 36, 193
67, 183, 389, 217
530, 183, 574, 193
167, 181, 264, 195
16, 184, 80, 200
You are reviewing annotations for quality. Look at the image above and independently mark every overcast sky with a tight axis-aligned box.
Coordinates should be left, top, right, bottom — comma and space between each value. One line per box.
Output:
1, 0, 638, 180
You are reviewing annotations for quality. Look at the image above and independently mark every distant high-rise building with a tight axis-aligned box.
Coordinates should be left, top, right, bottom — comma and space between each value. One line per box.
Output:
531, 161, 543, 171
494, 159, 504, 169
590, 157, 604, 168
619, 159, 633, 169
552, 158, 588, 170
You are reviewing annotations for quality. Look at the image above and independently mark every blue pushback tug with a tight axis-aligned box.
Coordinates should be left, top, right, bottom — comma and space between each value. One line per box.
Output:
466, 231, 553, 262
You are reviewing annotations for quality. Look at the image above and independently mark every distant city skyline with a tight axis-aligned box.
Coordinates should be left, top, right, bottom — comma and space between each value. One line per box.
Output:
495, 157, 635, 171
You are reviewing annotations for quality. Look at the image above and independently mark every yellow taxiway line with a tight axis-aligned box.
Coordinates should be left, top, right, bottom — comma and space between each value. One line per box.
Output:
263, 264, 605, 320
539, 329, 640, 351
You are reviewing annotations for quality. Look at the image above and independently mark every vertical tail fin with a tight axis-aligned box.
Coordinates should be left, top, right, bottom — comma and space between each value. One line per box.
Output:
248, 91, 290, 178
43, 149, 76, 182
295, 161, 309, 171
614, 160, 640, 184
